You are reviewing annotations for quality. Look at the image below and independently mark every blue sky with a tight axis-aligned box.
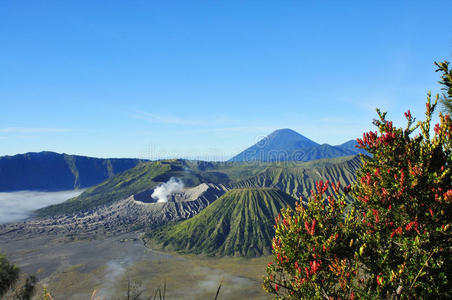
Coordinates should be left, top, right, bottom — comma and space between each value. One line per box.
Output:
1, 1, 451, 160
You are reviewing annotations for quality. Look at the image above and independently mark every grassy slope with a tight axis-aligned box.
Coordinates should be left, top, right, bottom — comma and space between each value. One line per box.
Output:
36, 159, 250, 216
146, 188, 297, 257
37, 161, 171, 216
37, 155, 362, 217
231, 155, 360, 201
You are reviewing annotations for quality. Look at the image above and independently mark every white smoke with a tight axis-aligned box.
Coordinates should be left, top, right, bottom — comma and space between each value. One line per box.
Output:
151, 177, 184, 203
96, 259, 131, 299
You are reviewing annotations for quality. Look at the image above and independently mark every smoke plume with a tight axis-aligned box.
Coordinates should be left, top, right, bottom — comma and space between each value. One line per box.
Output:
151, 177, 184, 203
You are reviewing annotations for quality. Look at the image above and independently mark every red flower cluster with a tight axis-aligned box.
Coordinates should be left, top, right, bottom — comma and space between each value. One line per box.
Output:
380, 131, 396, 145
372, 209, 380, 223
404, 110, 412, 120
360, 172, 371, 186
444, 189, 452, 202
405, 220, 419, 233
376, 274, 384, 286
303, 260, 321, 278
264, 63, 452, 299
315, 180, 329, 194
357, 131, 377, 148
304, 219, 316, 236
390, 226, 403, 239
331, 181, 341, 194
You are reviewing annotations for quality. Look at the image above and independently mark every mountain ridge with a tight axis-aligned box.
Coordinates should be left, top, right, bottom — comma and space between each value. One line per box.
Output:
0, 151, 145, 191
36, 155, 361, 217
229, 128, 364, 162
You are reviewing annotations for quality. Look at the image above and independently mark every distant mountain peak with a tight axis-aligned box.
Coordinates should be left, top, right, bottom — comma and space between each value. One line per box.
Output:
268, 128, 313, 138
229, 128, 318, 162
229, 129, 364, 162
268, 128, 300, 135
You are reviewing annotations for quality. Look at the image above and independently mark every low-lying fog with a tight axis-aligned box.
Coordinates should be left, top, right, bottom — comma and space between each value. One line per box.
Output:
0, 233, 268, 299
0, 190, 84, 224
0, 189, 269, 299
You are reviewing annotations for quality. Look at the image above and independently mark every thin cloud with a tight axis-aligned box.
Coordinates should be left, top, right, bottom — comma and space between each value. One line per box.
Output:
130, 110, 366, 145
316, 117, 357, 125
209, 126, 277, 133
131, 110, 241, 127
346, 97, 394, 114
0, 127, 75, 133
132, 111, 203, 126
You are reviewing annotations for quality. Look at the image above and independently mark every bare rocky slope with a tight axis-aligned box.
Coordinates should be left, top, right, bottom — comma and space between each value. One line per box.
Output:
0, 183, 228, 239
1, 156, 362, 246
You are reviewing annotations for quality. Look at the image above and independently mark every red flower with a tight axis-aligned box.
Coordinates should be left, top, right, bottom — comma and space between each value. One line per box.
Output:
283, 218, 288, 227
310, 260, 320, 274
343, 184, 351, 194
374, 168, 380, 177
377, 275, 383, 286
315, 180, 328, 194
359, 195, 369, 203
304, 219, 316, 235
406, 221, 414, 231
311, 219, 316, 235
391, 227, 403, 238
404, 110, 412, 120
372, 209, 380, 223
434, 123, 440, 134
332, 181, 341, 193
304, 221, 310, 233
444, 190, 452, 202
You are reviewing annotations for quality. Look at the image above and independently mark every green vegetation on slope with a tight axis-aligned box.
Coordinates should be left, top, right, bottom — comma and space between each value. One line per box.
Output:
36, 159, 234, 216
232, 155, 360, 202
37, 160, 173, 216
0, 253, 35, 299
37, 155, 362, 217
145, 188, 297, 257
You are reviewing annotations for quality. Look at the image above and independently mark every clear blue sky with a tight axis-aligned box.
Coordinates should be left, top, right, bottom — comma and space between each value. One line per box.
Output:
1, 1, 451, 160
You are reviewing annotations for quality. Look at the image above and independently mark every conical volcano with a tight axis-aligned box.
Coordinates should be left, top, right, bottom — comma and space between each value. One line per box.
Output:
146, 188, 297, 257
228, 128, 365, 162
229, 128, 319, 162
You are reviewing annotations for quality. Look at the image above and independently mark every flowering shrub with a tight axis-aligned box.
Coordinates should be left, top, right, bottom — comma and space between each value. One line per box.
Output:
263, 64, 452, 299
262, 181, 361, 299
353, 93, 451, 298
